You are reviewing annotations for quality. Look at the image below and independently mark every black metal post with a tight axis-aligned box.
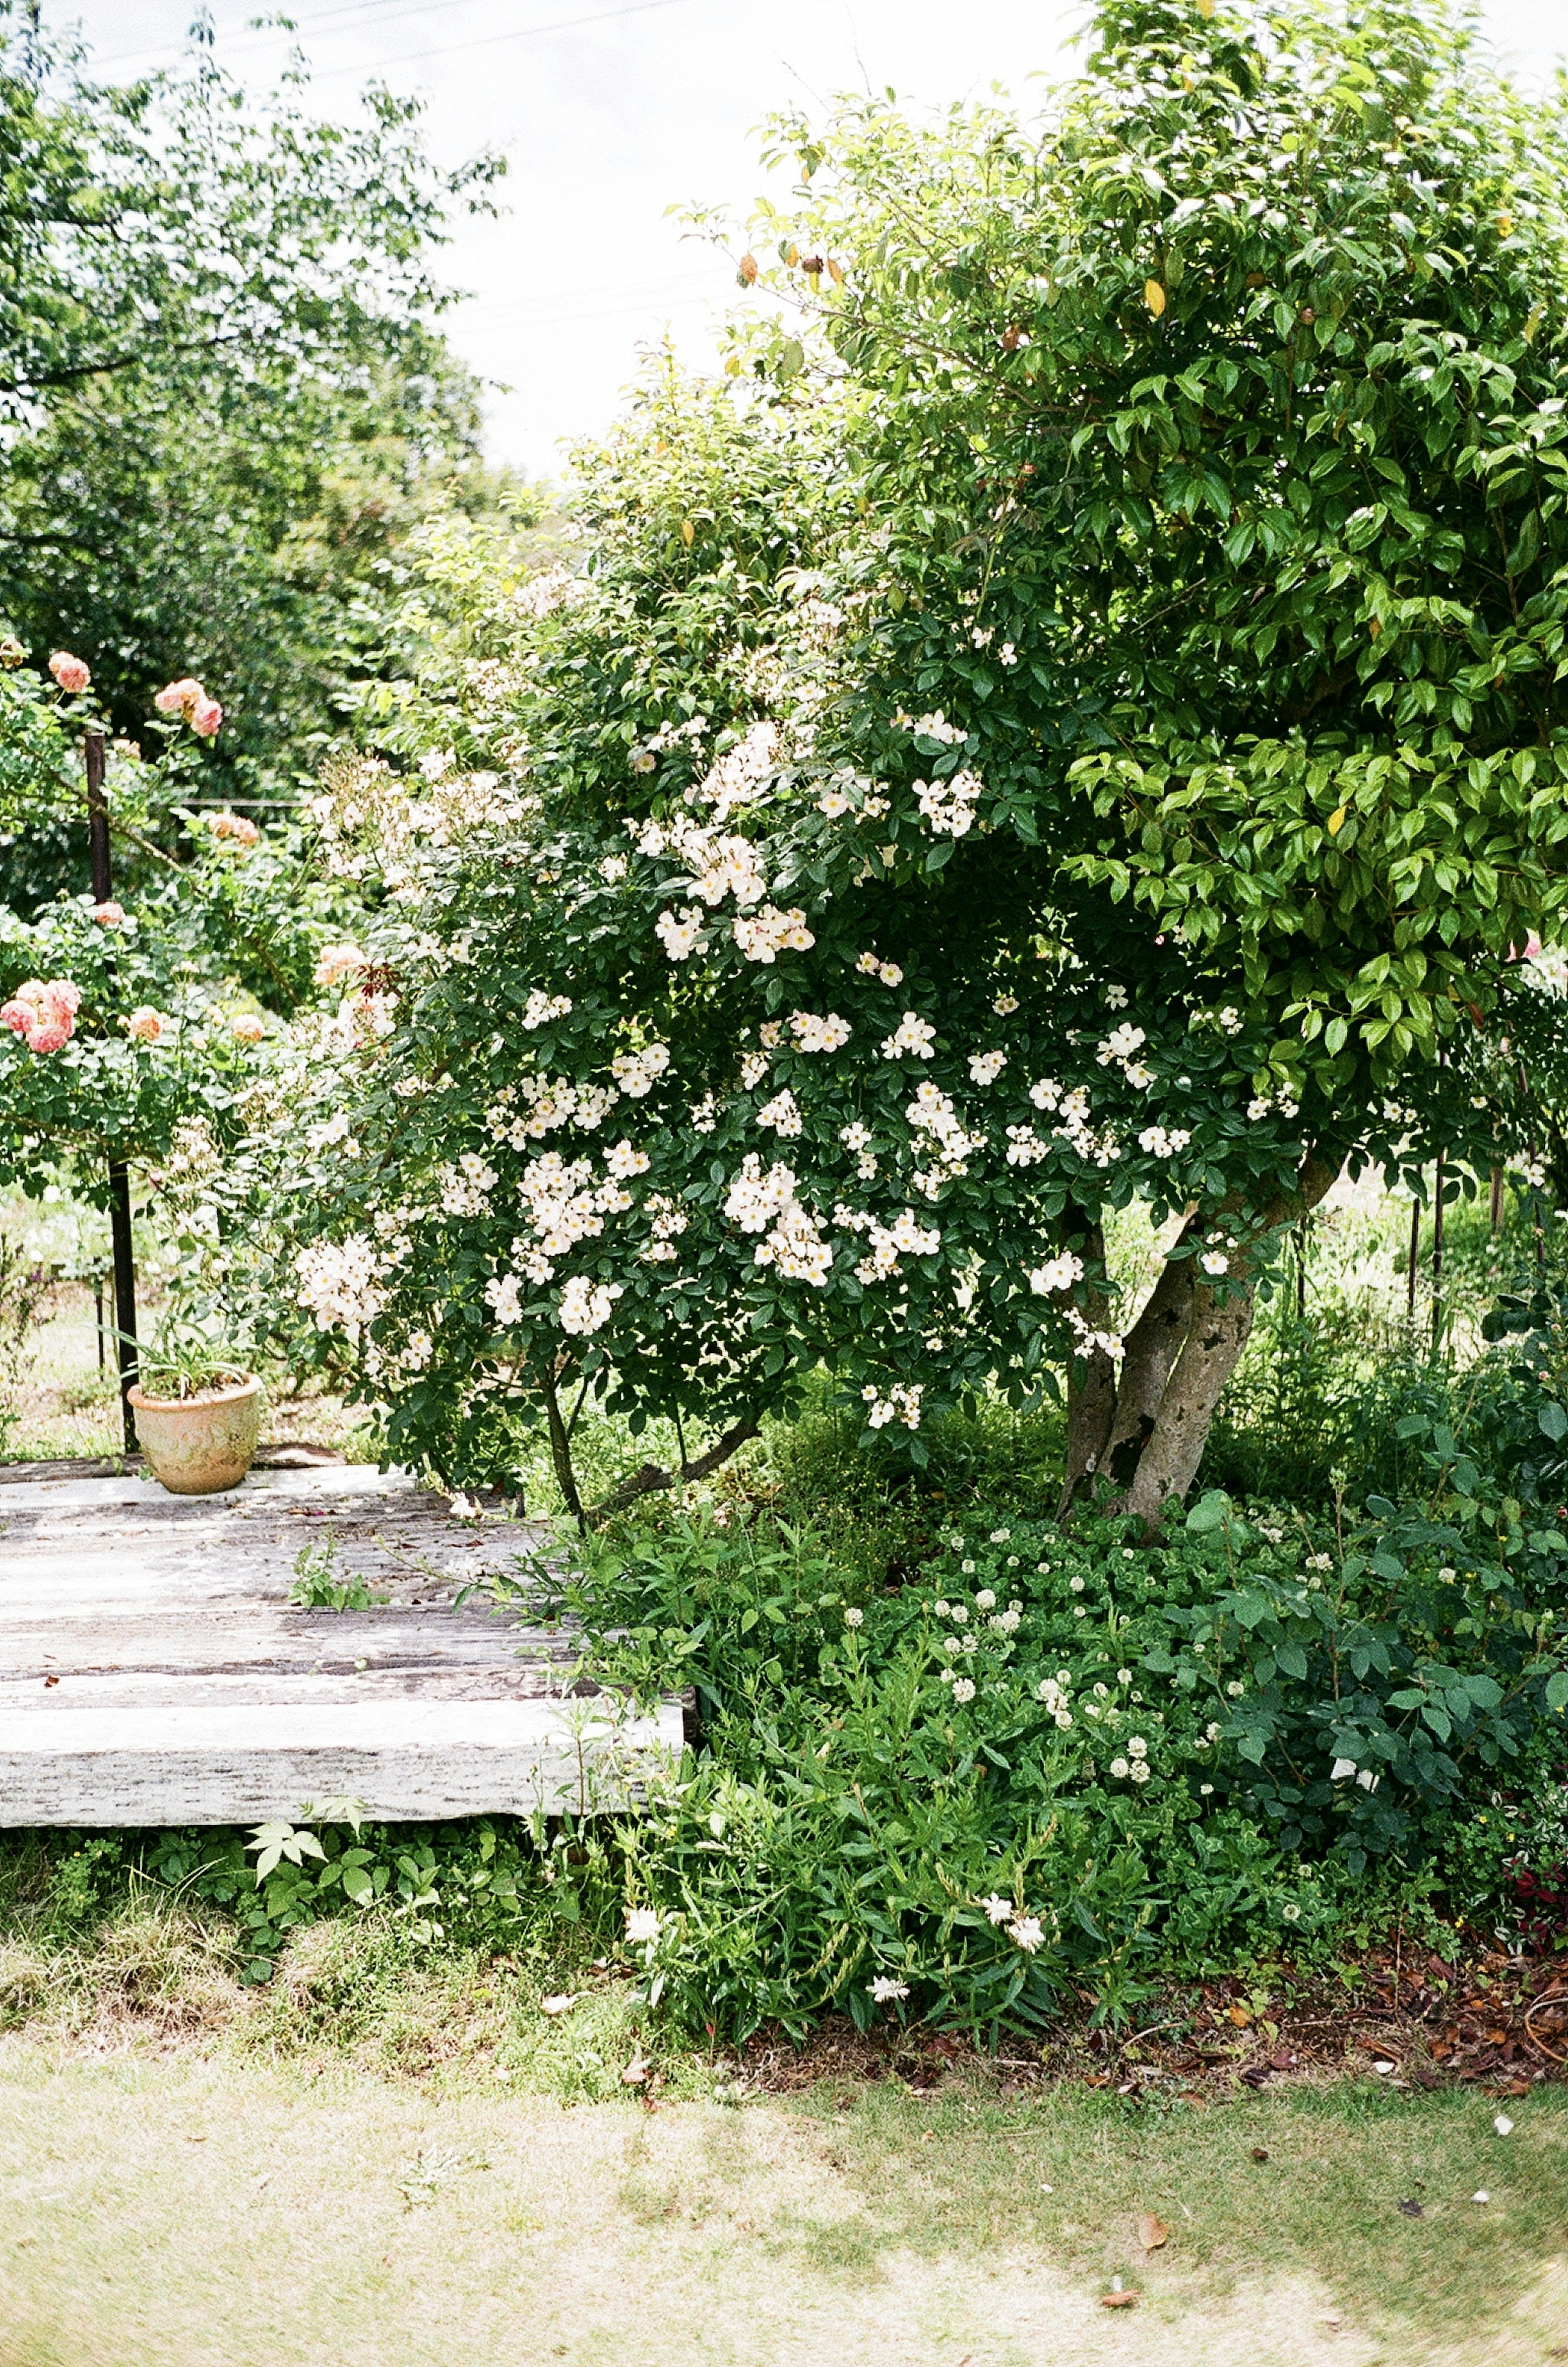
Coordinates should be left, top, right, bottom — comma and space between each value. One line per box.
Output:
1431, 1151, 1445, 1353
94, 1278, 105, 1372
86, 730, 138, 1453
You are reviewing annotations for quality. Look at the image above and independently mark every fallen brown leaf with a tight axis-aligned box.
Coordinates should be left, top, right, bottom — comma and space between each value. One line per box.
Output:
1101, 2291, 1138, 2309
621, 2054, 649, 2086
1138, 2212, 1169, 2253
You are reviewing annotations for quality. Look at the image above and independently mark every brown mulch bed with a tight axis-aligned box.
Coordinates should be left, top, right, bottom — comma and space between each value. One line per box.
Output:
737, 1937, 1568, 2101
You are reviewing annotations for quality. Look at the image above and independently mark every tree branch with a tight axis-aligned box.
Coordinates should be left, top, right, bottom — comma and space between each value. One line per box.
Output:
588, 1415, 760, 1522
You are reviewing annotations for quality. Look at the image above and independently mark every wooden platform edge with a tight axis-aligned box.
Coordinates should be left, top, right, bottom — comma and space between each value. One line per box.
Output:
0, 1698, 686, 1828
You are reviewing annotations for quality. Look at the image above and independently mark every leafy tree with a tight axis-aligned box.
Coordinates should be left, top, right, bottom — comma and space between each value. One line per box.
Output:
0, 5, 510, 840
216, 1, 1568, 1526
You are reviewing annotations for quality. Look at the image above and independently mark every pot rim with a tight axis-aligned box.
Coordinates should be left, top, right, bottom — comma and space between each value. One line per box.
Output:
127, 1371, 261, 1413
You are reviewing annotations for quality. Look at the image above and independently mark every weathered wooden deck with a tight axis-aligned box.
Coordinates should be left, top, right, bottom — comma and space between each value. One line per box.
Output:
0, 1463, 682, 1825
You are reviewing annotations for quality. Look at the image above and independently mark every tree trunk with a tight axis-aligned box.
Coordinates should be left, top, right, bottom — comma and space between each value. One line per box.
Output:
1057, 1223, 1117, 1515
1102, 1243, 1195, 1489
1059, 1150, 1340, 1533
1116, 1277, 1256, 1531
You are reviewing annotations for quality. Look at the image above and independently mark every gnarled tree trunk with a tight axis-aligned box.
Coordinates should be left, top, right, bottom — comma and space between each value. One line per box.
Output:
1058, 1150, 1339, 1534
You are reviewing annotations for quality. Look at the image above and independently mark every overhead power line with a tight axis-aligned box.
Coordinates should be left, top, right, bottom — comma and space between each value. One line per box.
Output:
94, 0, 697, 82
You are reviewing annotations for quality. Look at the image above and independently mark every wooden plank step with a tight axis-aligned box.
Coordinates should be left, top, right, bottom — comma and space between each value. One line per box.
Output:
0, 1465, 675, 1826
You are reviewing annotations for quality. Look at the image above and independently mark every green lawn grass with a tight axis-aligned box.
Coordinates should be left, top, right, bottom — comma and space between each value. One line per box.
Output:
2, 2039, 1564, 2367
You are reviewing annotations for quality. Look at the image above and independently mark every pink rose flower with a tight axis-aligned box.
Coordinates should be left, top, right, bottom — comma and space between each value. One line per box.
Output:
125, 1006, 165, 1044
89, 900, 126, 927
3, 978, 80, 1052
190, 695, 223, 739
48, 651, 91, 695
231, 1013, 266, 1045
154, 678, 203, 718
313, 943, 368, 988
212, 811, 258, 847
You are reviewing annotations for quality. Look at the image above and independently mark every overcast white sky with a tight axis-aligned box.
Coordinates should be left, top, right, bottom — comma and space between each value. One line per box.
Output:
47, 0, 1568, 481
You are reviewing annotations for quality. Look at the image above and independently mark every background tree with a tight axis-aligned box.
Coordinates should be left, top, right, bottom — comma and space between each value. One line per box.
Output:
0, 2, 517, 896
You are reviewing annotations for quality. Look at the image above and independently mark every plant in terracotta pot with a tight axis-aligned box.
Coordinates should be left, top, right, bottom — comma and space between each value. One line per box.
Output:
127, 1327, 264, 1496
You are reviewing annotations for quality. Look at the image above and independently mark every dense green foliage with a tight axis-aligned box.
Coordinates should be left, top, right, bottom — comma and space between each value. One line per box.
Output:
0, 3, 511, 844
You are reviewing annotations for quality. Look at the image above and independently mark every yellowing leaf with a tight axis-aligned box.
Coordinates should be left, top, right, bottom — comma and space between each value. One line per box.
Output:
827, 257, 844, 286
784, 243, 799, 268
1327, 806, 1348, 835
737, 251, 759, 286
1196, 0, 1216, 15
1497, 211, 1514, 237
1139, 2212, 1170, 2253
1144, 279, 1167, 317
1524, 300, 1548, 343
724, 354, 741, 377
1368, 615, 1382, 639
680, 519, 695, 547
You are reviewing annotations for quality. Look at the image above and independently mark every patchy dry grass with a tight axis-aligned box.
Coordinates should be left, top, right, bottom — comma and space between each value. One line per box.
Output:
1, 2026, 1565, 2367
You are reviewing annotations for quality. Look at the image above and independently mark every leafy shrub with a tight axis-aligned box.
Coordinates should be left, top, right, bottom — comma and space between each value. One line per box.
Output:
553, 1465, 1568, 2040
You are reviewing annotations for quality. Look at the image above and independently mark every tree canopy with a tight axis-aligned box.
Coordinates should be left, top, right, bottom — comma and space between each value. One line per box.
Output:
161, 0, 1568, 1521
0, 4, 514, 851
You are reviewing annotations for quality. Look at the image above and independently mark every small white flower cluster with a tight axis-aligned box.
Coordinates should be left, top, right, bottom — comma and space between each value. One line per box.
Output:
1138, 1125, 1192, 1157
816, 765, 889, 820
993, 992, 1019, 1014
740, 1049, 770, 1089
880, 1011, 936, 1061
839, 1119, 878, 1180
1108, 1734, 1151, 1784
867, 1972, 909, 2004
1007, 1909, 1046, 1954
512, 563, 586, 620
1036, 1670, 1074, 1730
1247, 1087, 1301, 1122
655, 907, 706, 962
915, 767, 984, 837
558, 1274, 623, 1335
1004, 1124, 1050, 1168
862, 1380, 924, 1429
902, 709, 967, 745
689, 1092, 718, 1134
788, 1010, 851, 1053
294, 1234, 387, 1343
733, 905, 815, 963
1104, 983, 1129, 1010
486, 1271, 525, 1327
904, 1080, 985, 1196
856, 951, 904, 986
1032, 1079, 1120, 1170
438, 1152, 498, 1216
1200, 1247, 1232, 1277
1097, 1020, 1152, 1091
599, 853, 628, 883
605, 1139, 651, 1180
724, 1155, 833, 1285
689, 720, 779, 820
610, 1042, 670, 1099
628, 712, 708, 776
508, 1151, 633, 1282
639, 1193, 688, 1263
836, 1204, 941, 1284
756, 1088, 803, 1138
1028, 1252, 1083, 1297
485, 1073, 619, 1149
967, 1050, 1007, 1085
521, 990, 572, 1030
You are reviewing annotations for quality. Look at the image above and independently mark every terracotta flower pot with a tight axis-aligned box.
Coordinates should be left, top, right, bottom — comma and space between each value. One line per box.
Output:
127, 1373, 263, 1495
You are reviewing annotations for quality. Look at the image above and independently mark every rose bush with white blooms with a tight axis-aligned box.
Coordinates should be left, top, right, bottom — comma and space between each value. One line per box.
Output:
218, 0, 1568, 1522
